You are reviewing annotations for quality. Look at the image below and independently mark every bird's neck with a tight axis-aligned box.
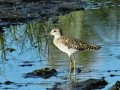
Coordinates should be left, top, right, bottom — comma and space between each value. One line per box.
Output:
54, 35, 61, 38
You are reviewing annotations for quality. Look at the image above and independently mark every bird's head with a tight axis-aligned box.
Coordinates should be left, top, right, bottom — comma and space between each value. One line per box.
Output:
50, 28, 62, 36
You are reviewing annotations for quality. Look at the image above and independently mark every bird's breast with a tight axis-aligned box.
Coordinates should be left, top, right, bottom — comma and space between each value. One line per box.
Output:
53, 38, 79, 56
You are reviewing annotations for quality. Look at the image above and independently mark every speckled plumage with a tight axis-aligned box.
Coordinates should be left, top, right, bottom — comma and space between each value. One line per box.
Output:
50, 28, 101, 77
57, 36, 100, 51
50, 28, 101, 57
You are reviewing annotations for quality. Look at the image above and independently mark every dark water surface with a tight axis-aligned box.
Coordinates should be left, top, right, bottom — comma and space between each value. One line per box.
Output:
0, 5, 120, 90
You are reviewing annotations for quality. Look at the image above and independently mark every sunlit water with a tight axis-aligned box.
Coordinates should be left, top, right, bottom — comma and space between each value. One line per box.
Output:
0, 6, 120, 90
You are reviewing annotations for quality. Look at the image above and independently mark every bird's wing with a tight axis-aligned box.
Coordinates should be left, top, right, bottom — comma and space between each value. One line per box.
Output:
58, 36, 86, 51
58, 36, 101, 51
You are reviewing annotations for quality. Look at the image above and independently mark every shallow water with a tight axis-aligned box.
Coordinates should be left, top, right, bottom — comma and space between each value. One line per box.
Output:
0, 5, 120, 90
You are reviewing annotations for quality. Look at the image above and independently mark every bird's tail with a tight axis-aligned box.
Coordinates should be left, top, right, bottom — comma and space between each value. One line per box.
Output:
86, 44, 101, 50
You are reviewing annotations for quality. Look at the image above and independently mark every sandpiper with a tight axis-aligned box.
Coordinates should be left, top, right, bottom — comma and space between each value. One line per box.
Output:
50, 28, 101, 77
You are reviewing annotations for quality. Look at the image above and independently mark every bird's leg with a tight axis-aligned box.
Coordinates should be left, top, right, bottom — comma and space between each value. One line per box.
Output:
73, 55, 76, 76
68, 57, 72, 78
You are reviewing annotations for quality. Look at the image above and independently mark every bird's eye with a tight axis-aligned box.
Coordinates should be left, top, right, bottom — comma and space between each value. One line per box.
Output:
53, 31, 56, 32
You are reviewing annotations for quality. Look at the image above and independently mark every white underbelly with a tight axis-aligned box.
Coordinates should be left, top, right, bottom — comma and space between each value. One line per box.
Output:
54, 41, 79, 57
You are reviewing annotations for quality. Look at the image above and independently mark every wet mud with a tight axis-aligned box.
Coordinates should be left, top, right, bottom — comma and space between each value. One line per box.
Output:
109, 81, 120, 90
0, 0, 85, 28
0, 69, 120, 89
47, 78, 108, 90
23, 67, 57, 79
47, 69, 120, 90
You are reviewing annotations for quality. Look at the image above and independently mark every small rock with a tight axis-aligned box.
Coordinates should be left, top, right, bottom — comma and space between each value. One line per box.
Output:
6, 48, 16, 52
4, 81, 14, 85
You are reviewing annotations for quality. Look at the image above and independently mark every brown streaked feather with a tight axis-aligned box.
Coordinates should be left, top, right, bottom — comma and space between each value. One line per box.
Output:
58, 36, 101, 51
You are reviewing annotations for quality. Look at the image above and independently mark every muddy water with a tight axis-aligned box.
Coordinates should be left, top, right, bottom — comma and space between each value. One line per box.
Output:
0, 6, 120, 90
